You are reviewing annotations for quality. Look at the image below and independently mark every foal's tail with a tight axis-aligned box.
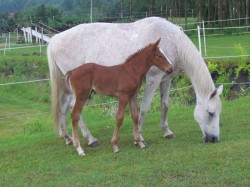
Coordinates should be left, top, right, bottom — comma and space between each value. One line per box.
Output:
64, 71, 73, 95
47, 41, 63, 135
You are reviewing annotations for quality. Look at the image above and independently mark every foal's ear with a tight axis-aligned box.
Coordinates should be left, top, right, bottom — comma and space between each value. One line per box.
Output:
154, 38, 161, 47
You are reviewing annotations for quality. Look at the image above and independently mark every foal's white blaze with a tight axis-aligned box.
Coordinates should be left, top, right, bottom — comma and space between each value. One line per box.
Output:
159, 48, 172, 65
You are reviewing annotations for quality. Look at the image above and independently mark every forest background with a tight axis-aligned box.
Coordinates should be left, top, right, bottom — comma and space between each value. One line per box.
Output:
0, 0, 249, 32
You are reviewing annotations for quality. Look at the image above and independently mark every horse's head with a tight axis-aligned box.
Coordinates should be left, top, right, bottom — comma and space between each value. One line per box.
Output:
151, 38, 173, 74
194, 85, 223, 143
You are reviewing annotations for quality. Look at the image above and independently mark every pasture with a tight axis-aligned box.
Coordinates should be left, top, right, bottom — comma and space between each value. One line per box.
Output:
0, 32, 250, 186
1, 93, 250, 186
191, 34, 250, 61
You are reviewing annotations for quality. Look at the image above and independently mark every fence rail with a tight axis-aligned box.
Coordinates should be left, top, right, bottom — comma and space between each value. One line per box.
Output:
1, 17, 250, 59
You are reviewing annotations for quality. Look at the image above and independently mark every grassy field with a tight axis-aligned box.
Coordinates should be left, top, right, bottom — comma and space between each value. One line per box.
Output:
0, 94, 250, 186
190, 34, 250, 60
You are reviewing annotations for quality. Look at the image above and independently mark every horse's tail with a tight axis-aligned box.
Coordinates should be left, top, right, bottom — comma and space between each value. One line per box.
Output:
47, 41, 63, 135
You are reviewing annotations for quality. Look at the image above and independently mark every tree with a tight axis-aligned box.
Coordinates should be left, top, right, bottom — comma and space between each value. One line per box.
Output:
120, 0, 124, 19
61, 0, 74, 11
36, 5, 48, 23
184, 0, 187, 29
246, 0, 250, 26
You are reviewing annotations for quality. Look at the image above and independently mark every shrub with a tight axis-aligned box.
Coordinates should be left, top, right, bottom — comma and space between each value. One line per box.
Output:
234, 44, 250, 79
170, 75, 194, 106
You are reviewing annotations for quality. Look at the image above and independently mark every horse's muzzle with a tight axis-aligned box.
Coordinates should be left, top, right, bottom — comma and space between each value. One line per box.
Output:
166, 67, 173, 74
204, 133, 220, 143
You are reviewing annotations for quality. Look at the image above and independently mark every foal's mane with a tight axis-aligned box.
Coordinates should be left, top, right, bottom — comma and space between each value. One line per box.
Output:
123, 42, 155, 64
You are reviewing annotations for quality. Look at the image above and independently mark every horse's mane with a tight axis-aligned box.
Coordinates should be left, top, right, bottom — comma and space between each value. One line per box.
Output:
177, 31, 215, 98
123, 42, 154, 64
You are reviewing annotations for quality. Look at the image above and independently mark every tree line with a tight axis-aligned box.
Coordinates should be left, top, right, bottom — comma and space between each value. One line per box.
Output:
0, 0, 249, 33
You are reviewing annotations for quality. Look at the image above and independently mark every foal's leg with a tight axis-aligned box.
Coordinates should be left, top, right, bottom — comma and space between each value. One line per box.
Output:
160, 79, 176, 139
111, 95, 128, 153
138, 73, 164, 143
129, 95, 145, 148
71, 97, 88, 156
69, 98, 100, 147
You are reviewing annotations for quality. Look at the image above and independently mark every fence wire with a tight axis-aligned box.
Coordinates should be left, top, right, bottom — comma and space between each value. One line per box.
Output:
1, 17, 250, 121
0, 80, 249, 121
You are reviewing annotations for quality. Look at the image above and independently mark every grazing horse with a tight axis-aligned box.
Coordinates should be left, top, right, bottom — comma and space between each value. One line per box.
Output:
47, 17, 223, 147
64, 39, 172, 156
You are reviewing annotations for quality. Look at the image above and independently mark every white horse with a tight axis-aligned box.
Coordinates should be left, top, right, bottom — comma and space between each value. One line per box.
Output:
47, 17, 223, 148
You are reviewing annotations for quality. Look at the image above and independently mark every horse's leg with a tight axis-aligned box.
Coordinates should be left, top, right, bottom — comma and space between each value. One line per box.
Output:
138, 73, 164, 144
79, 116, 100, 147
111, 95, 128, 153
69, 97, 100, 147
129, 94, 145, 149
71, 97, 87, 156
59, 92, 73, 145
160, 79, 176, 139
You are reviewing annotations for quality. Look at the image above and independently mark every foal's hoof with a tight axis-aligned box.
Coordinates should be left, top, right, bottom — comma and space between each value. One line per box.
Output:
88, 140, 101, 148
164, 134, 176, 139
113, 145, 120, 153
79, 152, 85, 156
77, 147, 85, 156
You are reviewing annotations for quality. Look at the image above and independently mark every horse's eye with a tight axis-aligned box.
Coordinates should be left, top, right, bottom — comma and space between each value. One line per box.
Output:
208, 112, 215, 117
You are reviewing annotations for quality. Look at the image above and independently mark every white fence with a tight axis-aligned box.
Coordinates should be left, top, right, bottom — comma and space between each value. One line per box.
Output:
180, 17, 250, 59
1, 17, 250, 59
21, 27, 50, 43
0, 27, 49, 56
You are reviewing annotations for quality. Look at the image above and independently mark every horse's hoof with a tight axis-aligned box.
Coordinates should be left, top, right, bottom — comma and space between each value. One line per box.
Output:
164, 134, 176, 139
65, 139, 73, 145
141, 140, 148, 147
65, 137, 73, 145
138, 141, 146, 149
134, 140, 148, 147
88, 140, 101, 148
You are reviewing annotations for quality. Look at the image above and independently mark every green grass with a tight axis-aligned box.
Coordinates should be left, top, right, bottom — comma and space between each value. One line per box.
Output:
191, 34, 250, 60
0, 95, 250, 186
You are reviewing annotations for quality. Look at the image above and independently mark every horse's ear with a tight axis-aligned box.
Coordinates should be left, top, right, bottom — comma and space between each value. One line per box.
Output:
217, 85, 223, 96
209, 85, 223, 99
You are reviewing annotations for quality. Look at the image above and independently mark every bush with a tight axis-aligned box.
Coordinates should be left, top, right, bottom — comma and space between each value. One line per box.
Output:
234, 44, 250, 79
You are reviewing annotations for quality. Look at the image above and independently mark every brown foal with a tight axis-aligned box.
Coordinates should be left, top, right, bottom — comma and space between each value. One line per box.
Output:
64, 38, 172, 156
